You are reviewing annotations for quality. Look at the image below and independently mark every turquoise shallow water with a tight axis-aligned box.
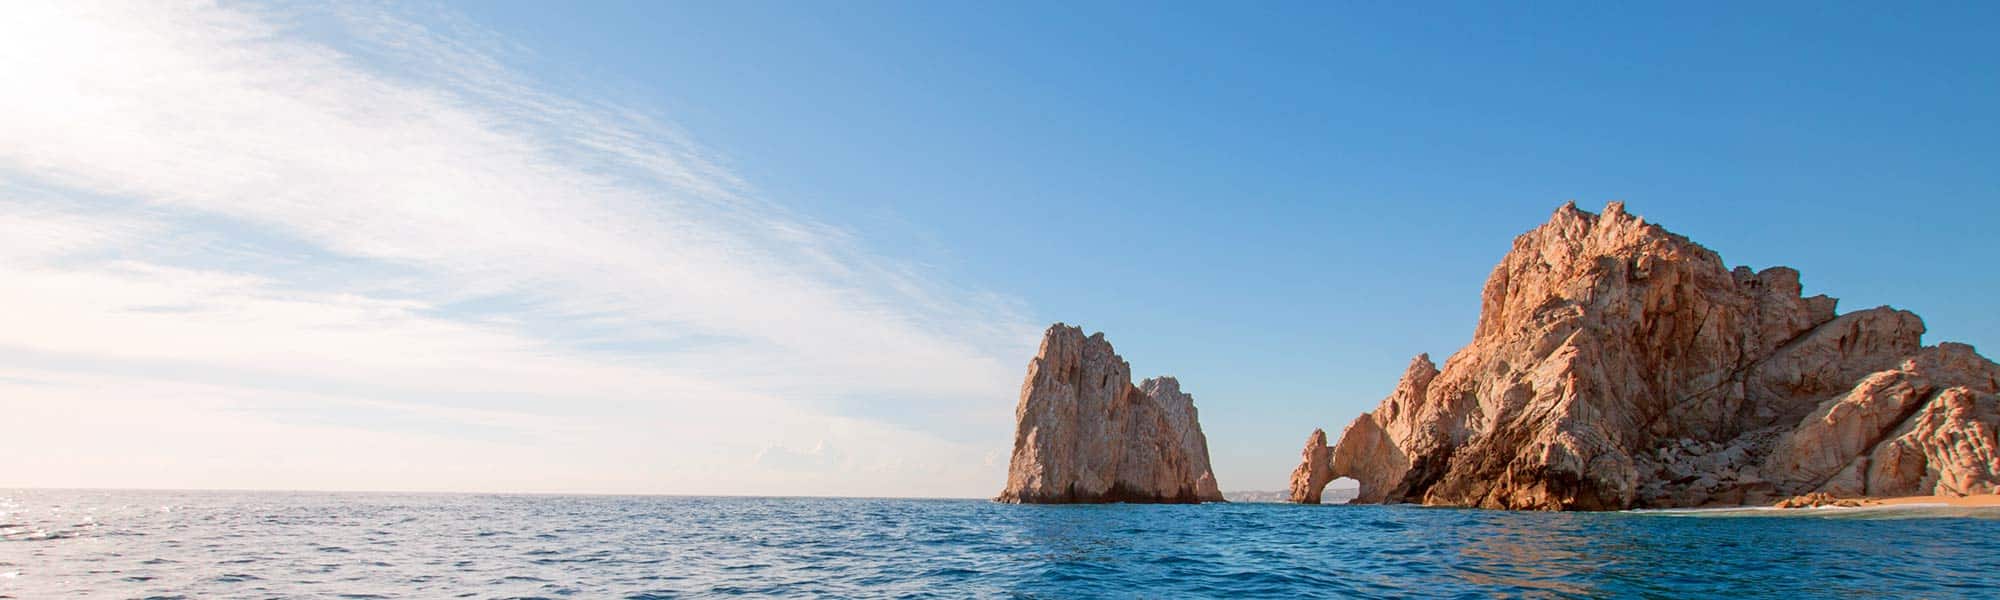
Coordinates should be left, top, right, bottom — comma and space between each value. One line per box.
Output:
4, 490, 1998, 598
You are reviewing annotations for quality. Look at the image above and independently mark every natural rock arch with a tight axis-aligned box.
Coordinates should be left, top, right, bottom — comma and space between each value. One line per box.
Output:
1288, 202, 2000, 510
1287, 425, 1388, 505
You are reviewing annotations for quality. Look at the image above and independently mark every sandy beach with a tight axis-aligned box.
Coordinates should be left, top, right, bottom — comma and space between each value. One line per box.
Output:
1869, 494, 2000, 508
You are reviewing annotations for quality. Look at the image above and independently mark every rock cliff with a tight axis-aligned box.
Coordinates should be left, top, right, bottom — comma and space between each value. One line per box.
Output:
999, 324, 1225, 503
1292, 202, 2000, 510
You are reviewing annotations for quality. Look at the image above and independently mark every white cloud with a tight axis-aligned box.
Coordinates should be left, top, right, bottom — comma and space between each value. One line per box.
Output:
0, 1, 1037, 497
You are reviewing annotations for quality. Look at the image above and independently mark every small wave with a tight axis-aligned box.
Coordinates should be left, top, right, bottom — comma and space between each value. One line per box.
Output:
1, 529, 76, 542
1630, 503, 2000, 520
3, 492, 1996, 597
1624, 506, 1783, 516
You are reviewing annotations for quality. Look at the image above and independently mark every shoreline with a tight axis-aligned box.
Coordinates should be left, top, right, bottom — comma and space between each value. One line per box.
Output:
1630, 494, 2000, 517
1865, 493, 2000, 508
1772, 492, 2000, 509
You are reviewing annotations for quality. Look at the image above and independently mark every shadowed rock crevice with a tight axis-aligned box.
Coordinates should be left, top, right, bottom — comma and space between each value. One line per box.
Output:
1291, 202, 2000, 510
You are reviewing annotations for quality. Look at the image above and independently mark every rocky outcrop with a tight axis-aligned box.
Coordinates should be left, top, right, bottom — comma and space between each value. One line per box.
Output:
1294, 202, 2000, 510
998, 324, 1225, 503
1773, 492, 1865, 509
1288, 429, 1333, 503
1762, 343, 2000, 498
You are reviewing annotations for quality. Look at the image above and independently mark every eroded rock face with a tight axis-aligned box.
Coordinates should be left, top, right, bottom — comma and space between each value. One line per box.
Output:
998, 324, 1226, 503
1295, 202, 2000, 510
1288, 429, 1333, 503
1763, 343, 2000, 499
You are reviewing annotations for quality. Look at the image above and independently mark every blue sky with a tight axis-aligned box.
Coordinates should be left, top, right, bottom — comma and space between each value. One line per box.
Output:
2, 1, 1995, 495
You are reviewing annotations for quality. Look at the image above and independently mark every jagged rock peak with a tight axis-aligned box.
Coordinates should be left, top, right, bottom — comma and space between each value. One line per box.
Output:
998, 323, 1225, 504
1294, 202, 2000, 510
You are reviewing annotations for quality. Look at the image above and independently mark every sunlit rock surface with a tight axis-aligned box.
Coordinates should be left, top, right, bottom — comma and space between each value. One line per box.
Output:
998, 324, 1225, 503
1294, 202, 2000, 510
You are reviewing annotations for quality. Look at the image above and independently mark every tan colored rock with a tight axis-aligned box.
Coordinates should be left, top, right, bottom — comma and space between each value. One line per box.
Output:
1764, 343, 2000, 498
1143, 376, 1225, 501
1864, 388, 2000, 497
998, 324, 1226, 504
1291, 202, 2000, 510
1325, 354, 1434, 505
1288, 429, 1333, 503
1773, 492, 1864, 509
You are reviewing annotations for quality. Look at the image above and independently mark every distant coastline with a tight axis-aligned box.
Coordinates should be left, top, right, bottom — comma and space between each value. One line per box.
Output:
1223, 488, 1357, 504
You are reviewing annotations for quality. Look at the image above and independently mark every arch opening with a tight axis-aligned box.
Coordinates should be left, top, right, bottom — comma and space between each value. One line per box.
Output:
1324, 477, 1361, 505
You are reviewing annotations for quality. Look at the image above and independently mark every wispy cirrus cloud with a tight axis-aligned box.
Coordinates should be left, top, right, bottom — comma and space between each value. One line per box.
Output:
0, 1, 1037, 497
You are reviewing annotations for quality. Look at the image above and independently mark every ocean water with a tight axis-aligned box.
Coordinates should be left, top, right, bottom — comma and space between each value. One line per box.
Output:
4, 490, 1998, 599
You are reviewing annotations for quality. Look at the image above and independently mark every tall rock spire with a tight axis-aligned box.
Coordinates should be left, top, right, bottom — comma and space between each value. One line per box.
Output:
998, 324, 1226, 504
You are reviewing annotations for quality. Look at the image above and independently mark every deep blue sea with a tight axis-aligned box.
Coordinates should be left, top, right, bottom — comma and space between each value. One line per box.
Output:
4, 490, 1998, 599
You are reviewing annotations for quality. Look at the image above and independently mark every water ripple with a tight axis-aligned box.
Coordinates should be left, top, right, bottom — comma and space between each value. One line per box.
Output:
0, 490, 1995, 598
